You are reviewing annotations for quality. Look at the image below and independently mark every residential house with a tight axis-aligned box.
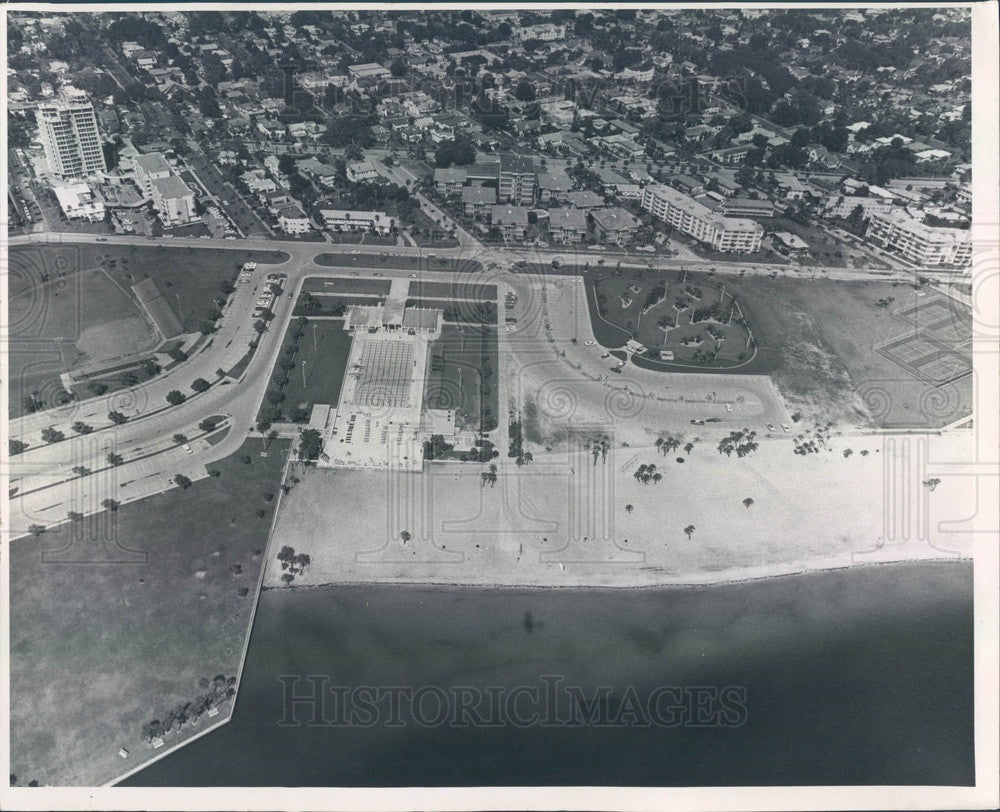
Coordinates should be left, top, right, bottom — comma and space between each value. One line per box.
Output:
346, 160, 380, 183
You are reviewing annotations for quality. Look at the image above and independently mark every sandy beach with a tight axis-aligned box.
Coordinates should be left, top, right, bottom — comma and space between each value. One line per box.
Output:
263, 428, 974, 589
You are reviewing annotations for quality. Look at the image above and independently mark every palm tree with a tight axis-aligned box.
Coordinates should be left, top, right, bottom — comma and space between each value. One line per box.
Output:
743, 497, 754, 509
684, 524, 695, 540
625, 504, 633, 514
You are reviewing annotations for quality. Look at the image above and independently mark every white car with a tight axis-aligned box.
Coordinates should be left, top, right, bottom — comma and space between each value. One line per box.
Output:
584, 340, 596, 346
181, 444, 193, 454
725, 403, 733, 412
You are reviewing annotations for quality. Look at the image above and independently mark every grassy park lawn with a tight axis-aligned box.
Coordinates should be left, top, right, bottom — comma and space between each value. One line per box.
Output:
8, 243, 288, 417
8, 439, 291, 787
314, 252, 481, 275
425, 325, 499, 432
79, 243, 288, 332
258, 317, 354, 426
300, 276, 391, 296
8, 248, 159, 417
587, 270, 755, 368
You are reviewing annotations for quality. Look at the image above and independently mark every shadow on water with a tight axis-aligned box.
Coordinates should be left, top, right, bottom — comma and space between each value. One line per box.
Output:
122, 561, 974, 787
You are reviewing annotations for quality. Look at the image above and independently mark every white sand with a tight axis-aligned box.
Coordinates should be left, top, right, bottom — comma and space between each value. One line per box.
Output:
264, 429, 974, 589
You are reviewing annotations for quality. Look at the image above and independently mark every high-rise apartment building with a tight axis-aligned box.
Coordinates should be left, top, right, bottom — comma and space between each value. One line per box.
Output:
36, 88, 107, 179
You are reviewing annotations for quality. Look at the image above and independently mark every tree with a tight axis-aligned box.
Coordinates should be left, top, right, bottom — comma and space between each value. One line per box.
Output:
514, 79, 536, 102
625, 504, 633, 514
174, 474, 193, 489
10, 439, 27, 455
107, 453, 124, 466
108, 410, 128, 425
390, 57, 407, 77
71, 421, 93, 435
298, 428, 323, 461
67, 510, 84, 522
743, 497, 754, 509
684, 524, 695, 539
72, 465, 91, 476
199, 417, 221, 433
166, 390, 186, 406
923, 478, 941, 492
101, 498, 120, 512
172, 433, 188, 445
28, 524, 46, 537
434, 137, 476, 167
400, 530, 411, 542
41, 427, 66, 444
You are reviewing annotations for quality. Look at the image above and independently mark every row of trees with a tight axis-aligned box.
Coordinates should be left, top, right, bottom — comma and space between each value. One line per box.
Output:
141, 675, 237, 744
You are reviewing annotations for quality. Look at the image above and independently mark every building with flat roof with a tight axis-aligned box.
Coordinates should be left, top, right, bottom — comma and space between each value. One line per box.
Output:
641, 183, 763, 253
720, 196, 775, 218
866, 210, 971, 268
150, 174, 196, 226
461, 185, 496, 218
36, 88, 107, 179
498, 152, 536, 205
52, 182, 105, 221
316, 301, 445, 472
132, 151, 172, 196
320, 209, 396, 234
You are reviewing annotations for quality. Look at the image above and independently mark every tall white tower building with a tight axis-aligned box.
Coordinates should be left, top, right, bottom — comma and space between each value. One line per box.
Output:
36, 87, 107, 179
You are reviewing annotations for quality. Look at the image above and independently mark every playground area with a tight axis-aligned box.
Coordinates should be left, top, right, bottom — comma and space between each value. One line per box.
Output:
587, 271, 755, 368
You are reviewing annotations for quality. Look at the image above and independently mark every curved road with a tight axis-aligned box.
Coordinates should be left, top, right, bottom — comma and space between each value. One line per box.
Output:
7, 229, 937, 538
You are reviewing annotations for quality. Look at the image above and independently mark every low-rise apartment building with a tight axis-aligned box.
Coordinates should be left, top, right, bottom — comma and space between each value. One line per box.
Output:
547, 207, 588, 244
490, 205, 529, 240
150, 174, 197, 226
320, 209, 396, 234
641, 183, 763, 253
866, 210, 972, 267
590, 206, 641, 246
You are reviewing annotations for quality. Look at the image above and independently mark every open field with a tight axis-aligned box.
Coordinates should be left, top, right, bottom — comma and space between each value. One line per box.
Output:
8, 242, 288, 376
588, 271, 754, 368
263, 430, 973, 589
730, 278, 972, 428
9, 249, 160, 417
9, 439, 291, 787
425, 325, 499, 432
581, 268, 971, 428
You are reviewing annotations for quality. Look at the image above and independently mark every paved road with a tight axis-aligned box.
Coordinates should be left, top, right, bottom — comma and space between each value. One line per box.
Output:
7, 228, 949, 538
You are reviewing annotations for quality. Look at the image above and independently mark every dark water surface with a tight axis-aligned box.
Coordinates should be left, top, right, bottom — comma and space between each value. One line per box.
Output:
124, 561, 974, 786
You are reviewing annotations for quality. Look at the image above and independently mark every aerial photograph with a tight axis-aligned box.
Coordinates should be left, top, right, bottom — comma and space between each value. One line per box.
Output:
2, 4, 997, 811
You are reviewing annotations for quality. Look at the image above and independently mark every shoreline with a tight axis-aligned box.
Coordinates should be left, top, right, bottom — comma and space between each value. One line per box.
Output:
260, 553, 972, 594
